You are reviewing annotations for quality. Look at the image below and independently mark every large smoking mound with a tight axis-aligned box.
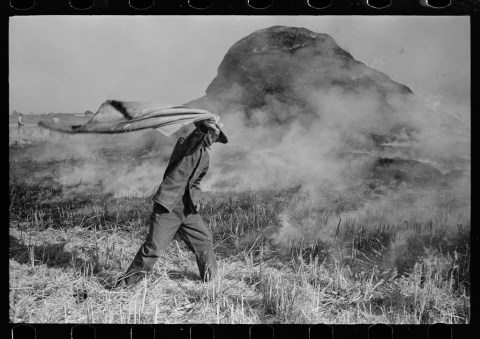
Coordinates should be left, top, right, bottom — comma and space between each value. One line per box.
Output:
187, 26, 469, 191
19, 26, 470, 237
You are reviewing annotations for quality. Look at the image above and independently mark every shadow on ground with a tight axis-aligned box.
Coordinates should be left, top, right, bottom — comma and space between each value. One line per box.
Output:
167, 270, 200, 281
9, 234, 101, 276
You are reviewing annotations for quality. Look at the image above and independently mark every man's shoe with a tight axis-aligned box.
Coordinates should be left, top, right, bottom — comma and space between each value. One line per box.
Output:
105, 278, 129, 291
109, 272, 145, 290
113, 279, 128, 289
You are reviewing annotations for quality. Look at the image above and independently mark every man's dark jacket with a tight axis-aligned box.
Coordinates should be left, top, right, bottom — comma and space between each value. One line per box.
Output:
153, 127, 209, 213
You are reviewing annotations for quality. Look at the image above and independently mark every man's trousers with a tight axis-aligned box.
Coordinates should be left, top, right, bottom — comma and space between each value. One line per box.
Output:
122, 198, 217, 286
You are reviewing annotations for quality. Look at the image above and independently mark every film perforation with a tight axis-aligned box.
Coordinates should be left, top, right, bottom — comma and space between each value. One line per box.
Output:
309, 324, 333, 339
190, 324, 215, 339
11, 324, 36, 339
130, 324, 155, 339
70, 0, 95, 10
364, 0, 392, 9
247, 0, 274, 10
6, 0, 479, 12
10, 0, 34, 10
250, 324, 274, 339
129, 0, 155, 10
368, 324, 393, 339
421, 0, 452, 8
307, 0, 333, 10
188, 0, 214, 10
71, 324, 96, 339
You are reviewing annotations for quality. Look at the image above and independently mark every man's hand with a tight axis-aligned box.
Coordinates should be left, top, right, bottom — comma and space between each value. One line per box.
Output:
208, 114, 221, 125
194, 114, 223, 132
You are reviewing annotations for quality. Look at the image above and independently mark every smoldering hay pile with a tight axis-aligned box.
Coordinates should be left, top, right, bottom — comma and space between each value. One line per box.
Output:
186, 26, 469, 192
186, 25, 470, 246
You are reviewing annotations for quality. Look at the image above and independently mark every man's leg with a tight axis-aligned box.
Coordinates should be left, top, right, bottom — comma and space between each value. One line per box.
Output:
121, 203, 182, 286
177, 214, 217, 282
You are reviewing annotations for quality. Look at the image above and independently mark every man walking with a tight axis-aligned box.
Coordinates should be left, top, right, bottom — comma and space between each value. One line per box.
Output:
115, 115, 227, 288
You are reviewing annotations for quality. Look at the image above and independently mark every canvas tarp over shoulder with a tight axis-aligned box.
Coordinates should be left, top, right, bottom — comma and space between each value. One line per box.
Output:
38, 100, 215, 136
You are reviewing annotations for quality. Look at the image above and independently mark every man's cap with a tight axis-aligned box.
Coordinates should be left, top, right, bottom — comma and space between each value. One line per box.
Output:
194, 116, 228, 144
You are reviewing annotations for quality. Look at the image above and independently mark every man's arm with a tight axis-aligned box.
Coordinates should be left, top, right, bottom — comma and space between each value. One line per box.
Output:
192, 164, 209, 191
190, 163, 209, 210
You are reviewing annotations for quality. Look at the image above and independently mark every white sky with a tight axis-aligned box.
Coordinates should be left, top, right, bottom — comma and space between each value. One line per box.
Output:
9, 16, 470, 114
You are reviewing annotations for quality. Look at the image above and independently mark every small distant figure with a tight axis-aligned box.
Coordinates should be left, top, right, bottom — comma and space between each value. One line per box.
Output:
49, 114, 60, 138
17, 113, 25, 135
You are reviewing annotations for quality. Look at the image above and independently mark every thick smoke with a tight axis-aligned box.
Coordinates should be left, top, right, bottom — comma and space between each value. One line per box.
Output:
201, 54, 469, 192
14, 28, 469, 247
195, 29, 470, 245
18, 129, 175, 199
203, 86, 470, 192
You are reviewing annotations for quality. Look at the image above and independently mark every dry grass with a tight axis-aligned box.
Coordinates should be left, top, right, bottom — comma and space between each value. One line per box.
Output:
9, 135, 470, 324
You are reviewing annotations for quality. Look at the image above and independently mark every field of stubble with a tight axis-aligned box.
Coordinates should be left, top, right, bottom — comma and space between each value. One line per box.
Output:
9, 124, 470, 324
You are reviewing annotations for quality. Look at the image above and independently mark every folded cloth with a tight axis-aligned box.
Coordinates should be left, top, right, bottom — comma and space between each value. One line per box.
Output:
38, 100, 216, 137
